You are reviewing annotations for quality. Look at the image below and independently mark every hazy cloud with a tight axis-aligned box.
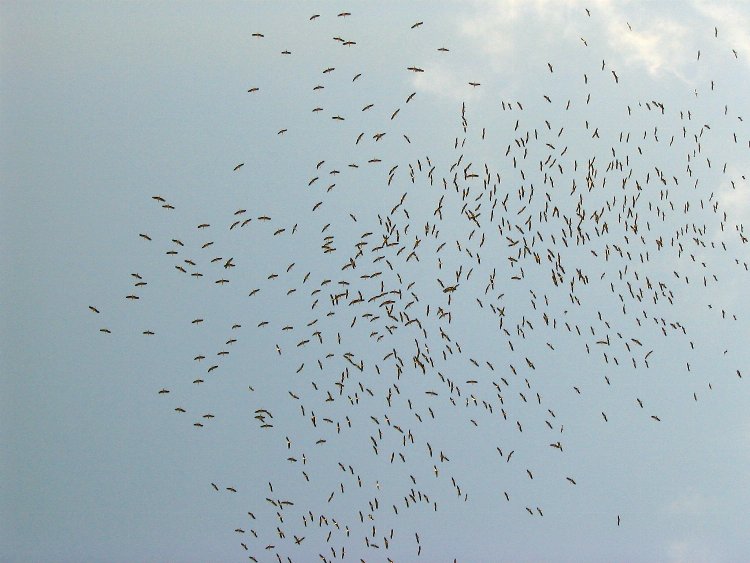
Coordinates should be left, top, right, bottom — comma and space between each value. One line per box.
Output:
665, 491, 713, 517
666, 538, 721, 563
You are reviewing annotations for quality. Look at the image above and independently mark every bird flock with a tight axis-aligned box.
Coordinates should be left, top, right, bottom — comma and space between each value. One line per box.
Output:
89, 7, 749, 561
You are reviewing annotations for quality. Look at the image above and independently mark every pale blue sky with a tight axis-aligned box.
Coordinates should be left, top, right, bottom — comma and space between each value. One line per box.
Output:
3, 2, 750, 562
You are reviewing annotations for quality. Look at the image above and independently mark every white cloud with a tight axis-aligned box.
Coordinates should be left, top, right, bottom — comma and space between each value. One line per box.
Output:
605, 14, 691, 80
693, 1, 750, 67
458, 0, 576, 71
713, 165, 750, 243
451, 0, 741, 86
410, 62, 485, 103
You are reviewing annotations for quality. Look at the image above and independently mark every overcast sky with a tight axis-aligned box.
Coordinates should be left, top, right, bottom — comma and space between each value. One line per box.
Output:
3, 2, 750, 562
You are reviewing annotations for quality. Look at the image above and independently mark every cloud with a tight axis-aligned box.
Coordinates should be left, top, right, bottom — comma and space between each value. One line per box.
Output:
666, 538, 721, 563
452, 0, 734, 85
665, 491, 712, 516
410, 62, 485, 103
592, 0, 694, 81
712, 164, 750, 243
458, 0, 576, 71
693, 1, 750, 66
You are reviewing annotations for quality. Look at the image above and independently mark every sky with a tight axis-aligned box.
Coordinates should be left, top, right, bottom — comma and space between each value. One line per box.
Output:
2, 1, 750, 562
